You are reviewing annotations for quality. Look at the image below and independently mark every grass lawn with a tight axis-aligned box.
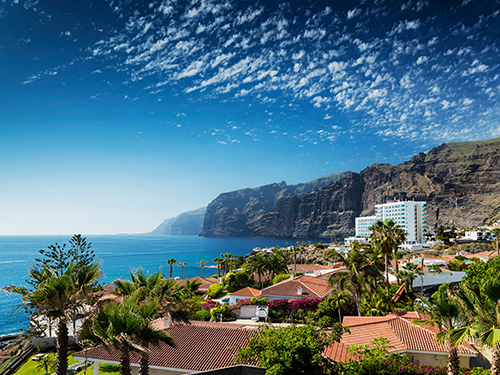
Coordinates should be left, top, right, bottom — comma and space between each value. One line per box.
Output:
74, 363, 121, 375
16, 353, 79, 375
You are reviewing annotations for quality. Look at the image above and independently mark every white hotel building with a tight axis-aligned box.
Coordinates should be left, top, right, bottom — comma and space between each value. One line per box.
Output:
355, 201, 427, 244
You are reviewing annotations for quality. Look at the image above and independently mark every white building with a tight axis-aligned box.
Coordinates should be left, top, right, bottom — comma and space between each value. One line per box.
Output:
355, 201, 427, 244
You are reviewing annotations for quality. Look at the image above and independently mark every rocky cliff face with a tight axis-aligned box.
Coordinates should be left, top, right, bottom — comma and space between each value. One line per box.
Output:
151, 207, 206, 235
200, 138, 500, 237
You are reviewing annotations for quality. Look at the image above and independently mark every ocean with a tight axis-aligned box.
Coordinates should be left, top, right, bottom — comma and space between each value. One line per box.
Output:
0, 234, 322, 337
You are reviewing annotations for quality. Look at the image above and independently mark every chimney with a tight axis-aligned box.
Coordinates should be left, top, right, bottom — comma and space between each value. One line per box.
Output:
297, 287, 302, 295
290, 274, 294, 280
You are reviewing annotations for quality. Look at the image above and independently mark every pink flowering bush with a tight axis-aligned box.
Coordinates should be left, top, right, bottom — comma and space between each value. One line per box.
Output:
289, 297, 322, 311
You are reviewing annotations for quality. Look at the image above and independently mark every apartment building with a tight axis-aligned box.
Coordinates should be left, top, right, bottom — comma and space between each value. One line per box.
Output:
355, 201, 427, 243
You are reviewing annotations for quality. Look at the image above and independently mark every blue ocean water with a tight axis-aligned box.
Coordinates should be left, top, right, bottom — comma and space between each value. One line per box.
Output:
0, 234, 320, 337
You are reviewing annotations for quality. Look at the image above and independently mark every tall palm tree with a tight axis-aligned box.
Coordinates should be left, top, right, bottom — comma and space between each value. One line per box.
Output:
113, 268, 187, 324
450, 275, 500, 375
197, 260, 207, 278
184, 278, 202, 299
369, 219, 405, 293
134, 298, 176, 375
5, 262, 101, 375
413, 285, 466, 375
491, 228, 500, 255
330, 291, 350, 322
267, 249, 288, 281
177, 262, 187, 279
392, 251, 405, 286
213, 257, 223, 278
244, 253, 269, 288
166, 258, 177, 279
81, 297, 174, 375
326, 241, 374, 316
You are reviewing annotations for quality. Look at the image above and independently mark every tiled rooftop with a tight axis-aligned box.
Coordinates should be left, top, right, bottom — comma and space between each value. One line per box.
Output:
230, 287, 262, 297
73, 323, 256, 372
260, 275, 332, 299
325, 313, 476, 362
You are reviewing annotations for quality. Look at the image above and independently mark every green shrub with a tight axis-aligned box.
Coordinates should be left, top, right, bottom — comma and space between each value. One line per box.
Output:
36, 342, 49, 353
206, 283, 224, 298
195, 310, 211, 321
272, 273, 290, 284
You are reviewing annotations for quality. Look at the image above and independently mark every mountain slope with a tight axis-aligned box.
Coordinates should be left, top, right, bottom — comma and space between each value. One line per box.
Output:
151, 207, 206, 235
200, 138, 500, 238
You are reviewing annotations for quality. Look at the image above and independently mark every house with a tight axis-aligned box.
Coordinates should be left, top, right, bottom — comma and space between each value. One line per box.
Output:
259, 275, 333, 301
224, 287, 261, 305
324, 312, 477, 368
73, 323, 257, 375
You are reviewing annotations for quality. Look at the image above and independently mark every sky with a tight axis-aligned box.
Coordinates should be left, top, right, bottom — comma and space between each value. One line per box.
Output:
1, 0, 499, 235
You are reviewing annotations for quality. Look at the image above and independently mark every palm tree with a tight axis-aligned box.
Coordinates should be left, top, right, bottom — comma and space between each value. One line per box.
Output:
166, 258, 177, 279
330, 291, 350, 322
134, 298, 176, 375
267, 249, 288, 281
113, 268, 187, 324
369, 219, 406, 293
177, 262, 187, 279
184, 278, 202, 299
413, 284, 466, 375
326, 242, 374, 316
213, 257, 223, 278
450, 275, 500, 375
244, 253, 269, 288
392, 251, 405, 286
81, 297, 174, 375
5, 262, 101, 375
491, 228, 500, 255
197, 260, 207, 278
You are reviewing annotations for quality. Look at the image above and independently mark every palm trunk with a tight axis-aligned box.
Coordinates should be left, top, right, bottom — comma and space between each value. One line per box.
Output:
120, 351, 132, 375
491, 346, 500, 375
447, 346, 460, 375
395, 259, 400, 286
138, 352, 149, 375
56, 319, 69, 375
385, 254, 390, 294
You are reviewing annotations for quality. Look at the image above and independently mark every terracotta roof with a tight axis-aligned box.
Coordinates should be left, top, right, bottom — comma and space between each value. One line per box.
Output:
73, 323, 256, 372
325, 313, 476, 362
287, 264, 335, 273
260, 275, 332, 299
230, 287, 262, 298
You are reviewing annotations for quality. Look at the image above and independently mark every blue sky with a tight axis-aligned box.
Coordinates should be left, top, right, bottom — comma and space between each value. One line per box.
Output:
1, 0, 499, 235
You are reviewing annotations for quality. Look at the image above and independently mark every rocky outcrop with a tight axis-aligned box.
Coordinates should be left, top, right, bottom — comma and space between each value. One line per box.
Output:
199, 171, 352, 237
151, 207, 206, 235
200, 137, 500, 238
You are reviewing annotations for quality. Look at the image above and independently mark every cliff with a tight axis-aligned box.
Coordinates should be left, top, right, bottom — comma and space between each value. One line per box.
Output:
200, 137, 500, 237
151, 207, 206, 235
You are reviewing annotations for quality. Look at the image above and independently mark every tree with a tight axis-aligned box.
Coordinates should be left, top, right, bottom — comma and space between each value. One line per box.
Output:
213, 257, 223, 278
5, 261, 101, 375
113, 268, 188, 324
450, 274, 500, 375
184, 278, 202, 299
177, 262, 187, 279
134, 299, 176, 375
369, 220, 406, 293
413, 284, 466, 375
234, 323, 347, 375
267, 248, 288, 282
244, 253, 268, 288
197, 260, 207, 278
81, 297, 174, 375
34, 234, 95, 277
392, 251, 405, 286
326, 242, 377, 316
36, 354, 55, 375
166, 258, 177, 279
492, 228, 500, 255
